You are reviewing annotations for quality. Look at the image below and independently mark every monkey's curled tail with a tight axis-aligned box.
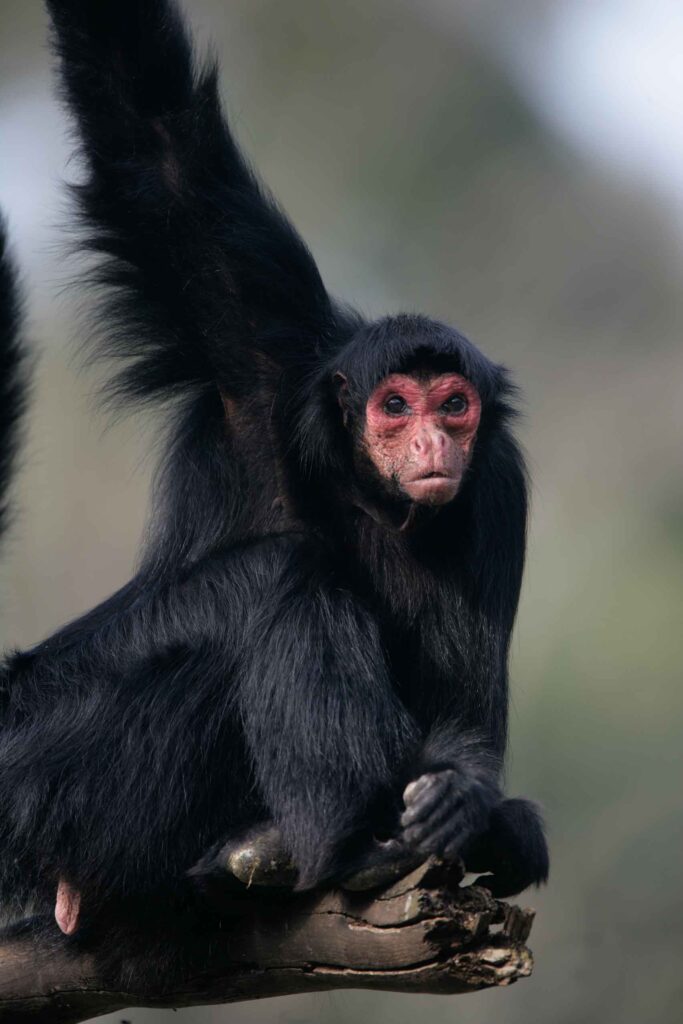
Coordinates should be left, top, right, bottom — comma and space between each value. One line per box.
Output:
0, 215, 28, 545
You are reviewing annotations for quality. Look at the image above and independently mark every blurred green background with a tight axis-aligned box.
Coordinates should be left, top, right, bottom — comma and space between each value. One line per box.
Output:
1, 1, 682, 1022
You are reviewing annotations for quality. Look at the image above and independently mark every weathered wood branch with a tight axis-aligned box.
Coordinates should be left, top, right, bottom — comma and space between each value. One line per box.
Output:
0, 861, 535, 1023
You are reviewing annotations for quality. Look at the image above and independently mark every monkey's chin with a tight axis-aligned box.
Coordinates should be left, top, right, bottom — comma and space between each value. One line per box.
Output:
402, 476, 459, 506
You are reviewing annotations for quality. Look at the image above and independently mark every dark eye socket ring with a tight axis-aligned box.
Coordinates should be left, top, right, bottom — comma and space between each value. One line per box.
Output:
442, 394, 468, 414
384, 395, 408, 415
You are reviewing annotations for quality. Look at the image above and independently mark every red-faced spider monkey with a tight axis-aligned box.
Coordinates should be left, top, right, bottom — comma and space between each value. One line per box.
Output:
0, 0, 548, 958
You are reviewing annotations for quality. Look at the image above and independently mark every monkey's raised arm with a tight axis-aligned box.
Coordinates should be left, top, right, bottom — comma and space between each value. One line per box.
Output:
46, 0, 337, 406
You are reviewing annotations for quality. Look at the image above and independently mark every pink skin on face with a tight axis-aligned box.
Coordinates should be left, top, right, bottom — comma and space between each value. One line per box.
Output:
363, 372, 481, 505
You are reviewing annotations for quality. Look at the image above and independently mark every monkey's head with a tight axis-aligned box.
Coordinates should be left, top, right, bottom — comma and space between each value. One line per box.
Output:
304, 313, 513, 529
340, 366, 481, 507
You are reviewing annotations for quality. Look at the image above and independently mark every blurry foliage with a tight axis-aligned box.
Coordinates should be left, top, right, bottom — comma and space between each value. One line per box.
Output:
1, 1, 682, 1023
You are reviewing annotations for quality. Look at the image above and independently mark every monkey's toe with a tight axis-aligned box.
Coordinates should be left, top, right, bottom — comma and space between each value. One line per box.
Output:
340, 838, 423, 891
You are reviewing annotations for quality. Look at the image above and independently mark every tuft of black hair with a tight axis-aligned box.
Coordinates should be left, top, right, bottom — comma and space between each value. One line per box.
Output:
0, 216, 28, 544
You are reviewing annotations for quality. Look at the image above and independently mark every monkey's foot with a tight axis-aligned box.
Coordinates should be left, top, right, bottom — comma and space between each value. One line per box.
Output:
189, 824, 299, 888
340, 838, 424, 892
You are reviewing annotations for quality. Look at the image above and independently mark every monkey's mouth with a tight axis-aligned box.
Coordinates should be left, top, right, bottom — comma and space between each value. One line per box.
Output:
402, 472, 459, 505
409, 470, 454, 483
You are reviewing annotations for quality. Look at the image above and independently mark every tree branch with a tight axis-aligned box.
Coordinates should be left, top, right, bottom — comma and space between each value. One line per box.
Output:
0, 861, 535, 1023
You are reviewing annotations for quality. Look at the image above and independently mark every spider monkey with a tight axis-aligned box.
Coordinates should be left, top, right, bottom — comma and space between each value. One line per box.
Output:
0, 0, 548, 946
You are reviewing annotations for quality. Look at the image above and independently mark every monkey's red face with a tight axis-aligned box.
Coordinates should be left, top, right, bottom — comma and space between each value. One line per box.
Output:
363, 372, 481, 505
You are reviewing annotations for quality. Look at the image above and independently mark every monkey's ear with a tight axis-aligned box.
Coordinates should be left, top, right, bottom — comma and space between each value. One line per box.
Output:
333, 372, 350, 426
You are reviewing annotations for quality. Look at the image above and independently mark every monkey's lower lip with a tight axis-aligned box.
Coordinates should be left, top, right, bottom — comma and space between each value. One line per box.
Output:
403, 475, 458, 504
407, 472, 452, 483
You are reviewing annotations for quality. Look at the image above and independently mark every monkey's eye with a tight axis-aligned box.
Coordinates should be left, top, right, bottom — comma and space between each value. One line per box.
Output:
441, 394, 468, 415
384, 395, 409, 416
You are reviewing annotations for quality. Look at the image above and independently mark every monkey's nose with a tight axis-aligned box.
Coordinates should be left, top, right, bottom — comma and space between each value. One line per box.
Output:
411, 427, 445, 456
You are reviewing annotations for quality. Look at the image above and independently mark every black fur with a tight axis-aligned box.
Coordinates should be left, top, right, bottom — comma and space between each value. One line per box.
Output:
0, 0, 548, 934
0, 216, 28, 545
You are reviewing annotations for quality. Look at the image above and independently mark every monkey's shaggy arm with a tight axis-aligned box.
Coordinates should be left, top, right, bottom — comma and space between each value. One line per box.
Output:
0, 860, 534, 1024
46, 0, 339, 409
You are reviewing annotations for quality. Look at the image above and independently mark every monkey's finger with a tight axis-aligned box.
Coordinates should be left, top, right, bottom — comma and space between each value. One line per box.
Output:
402, 773, 436, 807
414, 816, 471, 857
401, 782, 466, 830
417, 796, 491, 858
401, 774, 452, 826
443, 830, 475, 860
400, 790, 448, 828
402, 794, 462, 843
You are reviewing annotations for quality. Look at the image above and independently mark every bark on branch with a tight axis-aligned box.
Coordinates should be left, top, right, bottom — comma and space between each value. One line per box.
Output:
0, 860, 535, 1023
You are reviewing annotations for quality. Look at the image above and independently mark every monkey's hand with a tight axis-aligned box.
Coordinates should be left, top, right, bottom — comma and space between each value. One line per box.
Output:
463, 797, 549, 898
400, 768, 499, 862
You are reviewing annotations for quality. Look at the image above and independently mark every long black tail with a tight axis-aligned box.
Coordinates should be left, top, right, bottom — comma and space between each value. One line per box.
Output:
0, 216, 28, 543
